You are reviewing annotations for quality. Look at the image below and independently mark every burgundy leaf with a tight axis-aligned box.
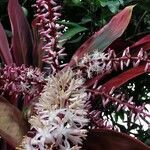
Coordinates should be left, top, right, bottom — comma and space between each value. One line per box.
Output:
101, 65, 146, 93
84, 72, 109, 88
0, 96, 28, 148
8, 0, 33, 66
83, 129, 150, 150
32, 23, 43, 68
67, 5, 134, 67
0, 23, 13, 65
130, 35, 150, 53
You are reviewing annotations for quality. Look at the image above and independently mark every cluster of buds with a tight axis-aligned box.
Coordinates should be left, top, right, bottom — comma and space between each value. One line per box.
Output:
106, 48, 150, 71
33, 0, 66, 73
18, 69, 89, 150
0, 65, 45, 104
75, 50, 109, 78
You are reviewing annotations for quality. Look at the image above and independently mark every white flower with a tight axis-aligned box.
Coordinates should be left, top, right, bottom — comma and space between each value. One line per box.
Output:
20, 69, 89, 149
77, 50, 108, 78
91, 50, 107, 61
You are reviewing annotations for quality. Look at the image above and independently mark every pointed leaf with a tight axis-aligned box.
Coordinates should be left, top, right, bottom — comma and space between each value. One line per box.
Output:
67, 5, 134, 67
8, 0, 33, 66
0, 96, 28, 148
101, 65, 146, 92
83, 129, 150, 150
130, 35, 150, 53
0, 23, 13, 65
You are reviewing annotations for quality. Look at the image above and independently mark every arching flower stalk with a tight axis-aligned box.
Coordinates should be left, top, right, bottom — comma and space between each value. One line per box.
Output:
73, 48, 150, 129
33, 0, 66, 73
18, 69, 89, 149
74, 48, 150, 80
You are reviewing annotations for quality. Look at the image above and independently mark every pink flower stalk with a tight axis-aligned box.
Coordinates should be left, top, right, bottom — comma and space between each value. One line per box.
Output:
72, 49, 150, 129
74, 48, 150, 80
0, 65, 45, 104
33, 0, 66, 73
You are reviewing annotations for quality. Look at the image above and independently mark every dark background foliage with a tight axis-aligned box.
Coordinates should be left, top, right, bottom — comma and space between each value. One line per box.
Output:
0, 0, 150, 145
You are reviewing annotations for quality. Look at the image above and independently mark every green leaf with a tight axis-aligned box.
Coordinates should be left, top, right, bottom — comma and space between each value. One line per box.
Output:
67, 34, 85, 43
100, 0, 124, 13
58, 21, 88, 41
60, 26, 87, 41
22, 7, 28, 17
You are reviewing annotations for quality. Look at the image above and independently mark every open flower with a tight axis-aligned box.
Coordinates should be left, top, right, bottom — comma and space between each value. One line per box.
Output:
19, 69, 89, 149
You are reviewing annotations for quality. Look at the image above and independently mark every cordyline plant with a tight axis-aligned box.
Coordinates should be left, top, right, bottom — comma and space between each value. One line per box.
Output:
0, 0, 150, 150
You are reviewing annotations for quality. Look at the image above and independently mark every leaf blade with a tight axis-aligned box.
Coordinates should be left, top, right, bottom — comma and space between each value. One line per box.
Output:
0, 23, 13, 65
83, 129, 150, 150
67, 5, 134, 67
8, 0, 33, 66
101, 65, 146, 92
0, 96, 28, 148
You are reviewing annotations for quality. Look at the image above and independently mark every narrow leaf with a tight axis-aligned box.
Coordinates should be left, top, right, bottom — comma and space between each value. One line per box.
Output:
0, 96, 28, 148
32, 27, 43, 68
67, 5, 134, 67
0, 23, 13, 65
8, 0, 33, 66
101, 65, 146, 93
83, 129, 150, 150
130, 35, 150, 53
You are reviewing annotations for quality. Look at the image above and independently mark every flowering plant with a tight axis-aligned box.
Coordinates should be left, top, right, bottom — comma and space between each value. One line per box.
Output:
0, 0, 150, 150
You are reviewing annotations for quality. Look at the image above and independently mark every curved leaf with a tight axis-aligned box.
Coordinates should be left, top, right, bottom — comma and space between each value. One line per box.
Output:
8, 0, 33, 66
67, 5, 134, 67
130, 35, 150, 53
101, 65, 146, 92
0, 96, 28, 148
58, 21, 87, 47
83, 129, 150, 150
59, 23, 87, 41
0, 23, 13, 65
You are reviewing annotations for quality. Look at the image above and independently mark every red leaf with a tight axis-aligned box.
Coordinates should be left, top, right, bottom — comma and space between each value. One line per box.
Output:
0, 23, 13, 65
67, 5, 134, 67
84, 72, 109, 88
0, 96, 28, 148
84, 35, 150, 88
32, 22, 43, 68
83, 129, 150, 150
8, 0, 33, 66
101, 65, 146, 93
130, 35, 150, 53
